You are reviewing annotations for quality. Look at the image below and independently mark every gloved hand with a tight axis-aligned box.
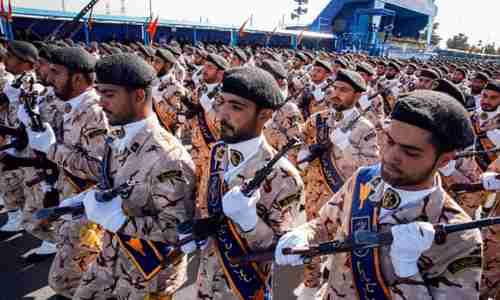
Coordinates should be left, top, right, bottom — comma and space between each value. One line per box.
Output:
199, 93, 213, 112
274, 230, 308, 266
3, 84, 21, 103
390, 222, 435, 277
222, 186, 259, 232
83, 191, 127, 233
179, 233, 197, 255
59, 191, 88, 221
297, 148, 311, 171
17, 105, 39, 127
358, 94, 371, 110
438, 160, 456, 177
481, 172, 500, 191
329, 127, 351, 151
26, 123, 55, 154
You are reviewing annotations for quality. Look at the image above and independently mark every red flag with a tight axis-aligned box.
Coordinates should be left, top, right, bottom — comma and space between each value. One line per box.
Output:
238, 16, 251, 39
297, 27, 308, 45
1, 1, 5, 19
7, 0, 12, 22
147, 16, 159, 42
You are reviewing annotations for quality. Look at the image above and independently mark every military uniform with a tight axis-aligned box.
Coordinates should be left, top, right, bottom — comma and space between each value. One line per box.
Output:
195, 136, 304, 299
74, 116, 196, 300
470, 107, 500, 171
46, 88, 108, 298
298, 107, 380, 291
152, 72, 185, 137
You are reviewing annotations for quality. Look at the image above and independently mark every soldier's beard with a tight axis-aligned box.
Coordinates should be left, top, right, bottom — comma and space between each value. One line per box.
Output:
381, 160, 435, 188
385, 74, 396, 80
220, 119, 258, 144
56, 80, 74, 101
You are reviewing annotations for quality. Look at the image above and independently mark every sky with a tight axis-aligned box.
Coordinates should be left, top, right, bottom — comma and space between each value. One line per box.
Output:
12, 0, 500, 48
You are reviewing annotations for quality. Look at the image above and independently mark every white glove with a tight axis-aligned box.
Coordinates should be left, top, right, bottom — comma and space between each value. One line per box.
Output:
474, 206, 484, 220
222, 186, 259, 232
297, 148, 311, 171
390, 222, 435, 277
358, 94, 371, 110
438, 160, 456, 177
199, 93, 213, 112
179, 233, 197, 255
482, 172, 500, 191
486, 130, 500, 148
313, 88, 325, 102
275, 230, 308, 266
330, 127, 351, 151
178, 114, 186, 123
3, 84, 21, 103
83, 191, 127, 233
26, 123, 56, 154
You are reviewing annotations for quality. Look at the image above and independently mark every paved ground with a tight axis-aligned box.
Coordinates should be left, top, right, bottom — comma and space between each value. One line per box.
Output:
0, 211, 303, 300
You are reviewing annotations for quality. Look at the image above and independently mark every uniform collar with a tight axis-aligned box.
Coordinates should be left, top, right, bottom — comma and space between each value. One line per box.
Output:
63, 88, 96, 115
476, 106, 500, 124
205, 82, 219, 93
330, 106, 358, 124
111, 115, 159, 152
224, 134, 264, 183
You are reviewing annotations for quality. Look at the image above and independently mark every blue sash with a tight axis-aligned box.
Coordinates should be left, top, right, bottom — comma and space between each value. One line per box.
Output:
350, 165, 391, 300
197, 110, 216, 145
207, 143, 271, 300
115, 233, 178, 281
315, 114, 344, 193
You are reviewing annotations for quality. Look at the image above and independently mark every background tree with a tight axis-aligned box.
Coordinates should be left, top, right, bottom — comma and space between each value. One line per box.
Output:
446, 33, 470, 50
483, 43, 497, 55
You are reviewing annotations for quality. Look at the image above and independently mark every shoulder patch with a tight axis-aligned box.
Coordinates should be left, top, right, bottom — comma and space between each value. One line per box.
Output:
447, 256, 482, 275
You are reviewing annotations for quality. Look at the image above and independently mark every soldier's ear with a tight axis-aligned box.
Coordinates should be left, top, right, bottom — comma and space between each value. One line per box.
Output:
134, 88, 146, 103
435, 150, 456, 170
257, 108, 273, 123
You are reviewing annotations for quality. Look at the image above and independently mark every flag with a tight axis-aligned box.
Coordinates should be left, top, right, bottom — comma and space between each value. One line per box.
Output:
1, 0, 5, 20
87, 8, 94, 31
7, 0, 12, 22
297, 27, 308, 45
147, 16, 159, 42
238, 16, 251, 39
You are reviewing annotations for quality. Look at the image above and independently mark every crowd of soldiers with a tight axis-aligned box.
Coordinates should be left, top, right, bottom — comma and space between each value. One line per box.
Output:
0, 36, 499, 300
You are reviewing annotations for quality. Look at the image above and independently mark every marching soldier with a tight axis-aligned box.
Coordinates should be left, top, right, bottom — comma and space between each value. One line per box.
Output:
189, 53, 227, 215
0, 40, 40, 240
414, 69, 440, 90
451, 67, 471, 95
276, 90, 483, 299
294, 69, 380, 299
25, 47, 108, 298
72, 53, 196, 300
470, 80, 500, 172
356, 62, 385, 133
470, 72, 490, 109
377, 61, 402, 114
190, 67, 304, 299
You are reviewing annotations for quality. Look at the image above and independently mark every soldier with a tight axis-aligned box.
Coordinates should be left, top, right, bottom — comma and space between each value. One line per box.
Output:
189, 67, 304, 300
261, 59, 303, 164
70, 53, 196, 300
356, 62, 385, 132
276, 90, 483, 299
470, 80, 500, 172
470, 72, 490, 109
414, 69, 440, 90
25, 47, 108, 298
0, 40, 39, 240
294, 69, 380, 299
301, 60, 333, 119
377, 61, 401, 115
230, 48, 248, 67
189, 53, 227, 215
451, 67, 471, 95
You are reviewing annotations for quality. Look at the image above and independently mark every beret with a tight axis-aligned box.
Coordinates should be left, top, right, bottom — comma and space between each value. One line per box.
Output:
473, 72, 490, 82
38, 45, 57, 62
260, 59, 287, 80
388, 61, 400, 71
419, 69, 440, 80
7, 40, 38, 64
303, 52, 315, 61
136, 43, 155, 58
455, 67, 467, 77
295, 52, 307, 63
432, 79, 465, 107
165, 45, 182, 57
356, 62, 375, 76
408, 63, 418, 69
233, 48, 248, 62
222, 66, 284, 109
377, 60, 388, 67
50, 47, 96, 73
96, 54, 156, 89
107, 46, 123, 54
485, 80, 500, 93
314, 59, 332, 73
334, 58, 349, 69
391, 90, 474, 151
265, 50, 281, 62
156, 48, 177, 65
335, 69, 366, 93
206, 53, 229, 71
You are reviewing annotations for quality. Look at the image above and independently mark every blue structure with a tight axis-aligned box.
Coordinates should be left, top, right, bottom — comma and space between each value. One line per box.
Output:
301, 0, 438, 55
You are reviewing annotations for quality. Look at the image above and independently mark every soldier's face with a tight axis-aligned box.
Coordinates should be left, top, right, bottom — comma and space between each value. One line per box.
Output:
231, 56, 242, 67
386, 67, 398, 79
97, 84, 137, 126
381, 120, 451, 189
310, 66, 328, 84
452, 71, 465, 84
216, 92, 271, 144
359, 72, 373, 85
470, 78, 486, 95
203, 62, 220, 84
416, 77, 434, 90
327, 81, 359, 111
376, 65, 385, 76
480, 89, 500, 112
48, 64, 74, 101
36, 57, 51, 86
152, 56, 166, 75
4, 51, 24, 75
